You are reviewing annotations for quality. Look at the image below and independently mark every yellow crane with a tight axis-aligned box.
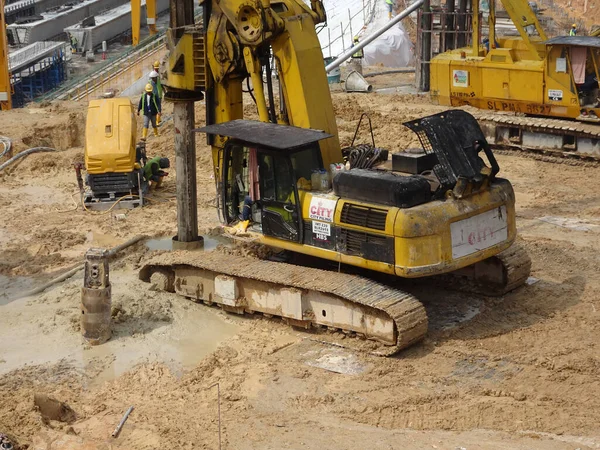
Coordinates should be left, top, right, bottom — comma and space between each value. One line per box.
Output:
0, 0, 12, 110
430, 0, 600, 155
131, 0, 158, 46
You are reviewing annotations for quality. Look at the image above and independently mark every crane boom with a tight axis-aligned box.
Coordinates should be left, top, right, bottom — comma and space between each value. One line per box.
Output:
497, 0, 547, 60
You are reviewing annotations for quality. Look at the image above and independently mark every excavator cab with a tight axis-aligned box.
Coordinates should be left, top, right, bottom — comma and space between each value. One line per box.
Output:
199, 119, 333, 243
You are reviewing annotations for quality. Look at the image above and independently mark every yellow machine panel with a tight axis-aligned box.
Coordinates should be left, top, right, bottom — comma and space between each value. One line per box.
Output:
85, 98, 137, 175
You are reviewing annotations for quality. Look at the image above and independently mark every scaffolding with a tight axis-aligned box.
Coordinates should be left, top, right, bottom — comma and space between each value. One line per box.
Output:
415, 6, 477, 91
9, 41, 68, 106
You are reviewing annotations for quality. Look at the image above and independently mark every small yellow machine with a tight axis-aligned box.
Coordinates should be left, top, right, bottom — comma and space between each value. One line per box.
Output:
430, 0, 600, 154
79, 98, 146, 210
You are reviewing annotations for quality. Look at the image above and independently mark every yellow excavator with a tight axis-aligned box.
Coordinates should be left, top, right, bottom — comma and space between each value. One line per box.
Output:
139, 0, 532, 355
430, 0, 600, 155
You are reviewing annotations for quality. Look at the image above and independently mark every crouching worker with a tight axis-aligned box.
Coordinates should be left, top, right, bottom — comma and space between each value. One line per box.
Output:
144, 157, 170, 189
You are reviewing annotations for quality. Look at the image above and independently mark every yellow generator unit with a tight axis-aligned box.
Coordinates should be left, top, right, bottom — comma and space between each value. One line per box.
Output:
81, 98, 146, 210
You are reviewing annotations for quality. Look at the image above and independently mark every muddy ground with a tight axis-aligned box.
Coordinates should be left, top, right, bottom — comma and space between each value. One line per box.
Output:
1, 82, 600, 449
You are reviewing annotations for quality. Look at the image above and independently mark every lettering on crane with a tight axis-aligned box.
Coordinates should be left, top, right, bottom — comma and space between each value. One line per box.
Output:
486, 101, 552, 115
309, 197, 337, 223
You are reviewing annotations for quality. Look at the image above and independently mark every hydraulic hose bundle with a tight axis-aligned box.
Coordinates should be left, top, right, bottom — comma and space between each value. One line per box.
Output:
342, 143, 389, 169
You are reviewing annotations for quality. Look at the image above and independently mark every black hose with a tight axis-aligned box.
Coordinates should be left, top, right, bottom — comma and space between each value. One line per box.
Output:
0, 147, 56, 172
244, 77, 256, 105
363, 68, 416, 78
342, 144, 389, 169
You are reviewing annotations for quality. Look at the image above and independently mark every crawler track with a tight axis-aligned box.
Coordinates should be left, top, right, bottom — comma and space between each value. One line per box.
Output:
140, 251, 428, 356
140, 242, 531, 355
438, 242, 532, 296
472, 112, 600, 162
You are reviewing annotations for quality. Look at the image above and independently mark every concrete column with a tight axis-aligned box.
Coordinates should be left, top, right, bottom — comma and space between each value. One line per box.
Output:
174, 101, 199, 243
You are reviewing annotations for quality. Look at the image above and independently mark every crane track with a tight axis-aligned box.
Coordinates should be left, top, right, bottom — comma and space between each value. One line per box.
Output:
140, 251, 428, 356
471, 112, 600, 163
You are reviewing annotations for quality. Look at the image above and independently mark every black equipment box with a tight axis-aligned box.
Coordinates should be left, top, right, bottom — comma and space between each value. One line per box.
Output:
392, 151, 437, 174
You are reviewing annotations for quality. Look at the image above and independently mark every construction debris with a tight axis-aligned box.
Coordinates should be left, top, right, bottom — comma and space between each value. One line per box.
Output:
33, 394, 76, 424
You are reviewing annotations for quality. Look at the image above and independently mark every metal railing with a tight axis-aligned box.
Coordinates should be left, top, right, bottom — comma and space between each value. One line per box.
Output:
61, 35, 164, 101
321, 0, 378, 57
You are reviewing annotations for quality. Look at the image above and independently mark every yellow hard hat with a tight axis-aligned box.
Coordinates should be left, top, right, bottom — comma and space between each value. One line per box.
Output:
353, 36, 359, 42
153, 60, 160, 69
572, 23, 577, 27
145, 83, 153, 92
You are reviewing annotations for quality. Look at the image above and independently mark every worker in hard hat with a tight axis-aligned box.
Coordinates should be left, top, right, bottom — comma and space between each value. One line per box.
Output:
69, 33, 78, 53
143, 156, 170, 189
150, 63, 163, 98
385, 0, 395, 20
148, 70, 162, 125
151, 61, 164, 102
351, 36, 364, 59
570, 23, 577, 36
137, 83, 161, 140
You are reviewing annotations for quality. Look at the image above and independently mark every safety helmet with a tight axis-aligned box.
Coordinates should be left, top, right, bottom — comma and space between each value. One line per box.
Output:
159, 157, 170, 168
153, 60, 160, 69
572, 23, 577, 27
149, 70, 158, 79
145, 83, 153, 92
353, 36, 359, 42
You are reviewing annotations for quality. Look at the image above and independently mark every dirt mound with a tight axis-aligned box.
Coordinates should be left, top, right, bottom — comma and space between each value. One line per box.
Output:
111, 293, 173, 326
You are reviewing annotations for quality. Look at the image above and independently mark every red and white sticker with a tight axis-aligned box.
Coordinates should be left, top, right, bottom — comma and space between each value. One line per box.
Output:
450, 206, 508, 259
308, 196, 337, 223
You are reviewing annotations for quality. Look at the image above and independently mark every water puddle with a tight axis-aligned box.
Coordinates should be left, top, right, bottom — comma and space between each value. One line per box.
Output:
146, 234, 231, 252
0, 274, 36, 305
304, 348, 368, 375
0, 270, 241, 384
84, 304, 240, 386
0, 185, 64, 205
537, 216, 600, 232
86, 231, 123, 248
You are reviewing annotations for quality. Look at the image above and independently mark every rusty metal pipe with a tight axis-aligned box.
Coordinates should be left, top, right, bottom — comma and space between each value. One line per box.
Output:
81, 248, 112, 345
